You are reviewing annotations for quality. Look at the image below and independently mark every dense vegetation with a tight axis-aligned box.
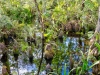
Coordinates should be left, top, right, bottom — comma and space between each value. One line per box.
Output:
0, 0, 100, 75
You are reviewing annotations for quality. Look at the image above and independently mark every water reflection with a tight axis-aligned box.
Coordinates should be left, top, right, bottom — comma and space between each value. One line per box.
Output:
88, 60, 92, 73
61, 37, 92, 75
0, 36, 92, 75
0, 50, 37, 75
61, 62, 69, 75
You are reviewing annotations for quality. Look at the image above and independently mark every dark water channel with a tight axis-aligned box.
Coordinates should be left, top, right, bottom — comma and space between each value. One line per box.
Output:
0, 37, 92, 75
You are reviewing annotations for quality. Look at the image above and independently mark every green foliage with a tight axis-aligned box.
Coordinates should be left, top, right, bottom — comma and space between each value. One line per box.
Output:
21, 42, 28, 51
95, 42, 100, 51
69, 51, 89, 75
69, 50, 100, 75
64, 63, 66, 75
0, 15, 12, 28
0, 0, 100, 74
87, 31, 94, 39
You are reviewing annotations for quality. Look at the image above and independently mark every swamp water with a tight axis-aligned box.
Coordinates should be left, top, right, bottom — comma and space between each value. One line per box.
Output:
0, 37, 92, 75
61, 37, 92, 75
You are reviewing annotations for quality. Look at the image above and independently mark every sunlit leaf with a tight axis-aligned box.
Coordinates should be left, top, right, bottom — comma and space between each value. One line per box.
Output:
17, 23, 25, 28
67, 7, 70, 11
95, 42, 100, 51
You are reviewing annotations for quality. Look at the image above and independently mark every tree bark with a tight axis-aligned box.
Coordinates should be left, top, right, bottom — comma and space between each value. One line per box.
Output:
95, 6, 100, 33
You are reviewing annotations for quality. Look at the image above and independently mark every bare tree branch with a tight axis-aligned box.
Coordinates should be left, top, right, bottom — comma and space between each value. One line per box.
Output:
33, 0, 44, 75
